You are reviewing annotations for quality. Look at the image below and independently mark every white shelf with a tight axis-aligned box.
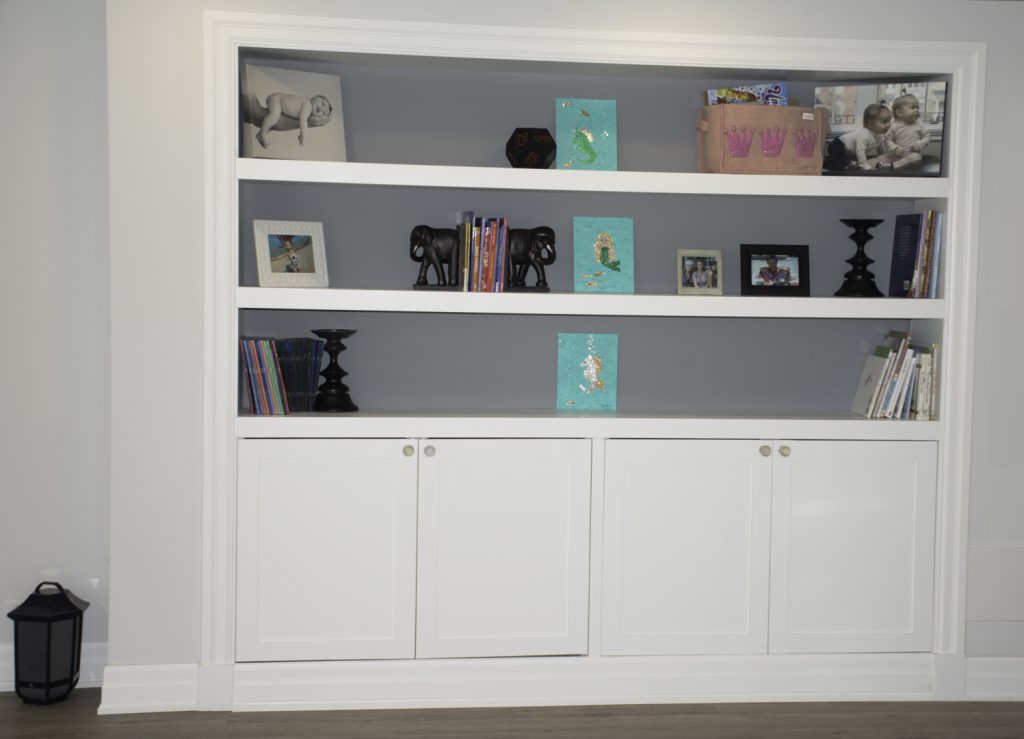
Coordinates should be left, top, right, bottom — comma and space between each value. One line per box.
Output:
236, 159, 951, 200
235, 411, 941, 441
236, 286, 945, 320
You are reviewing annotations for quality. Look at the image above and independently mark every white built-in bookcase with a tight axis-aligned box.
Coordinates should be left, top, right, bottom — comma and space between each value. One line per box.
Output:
201, 11, 984, 710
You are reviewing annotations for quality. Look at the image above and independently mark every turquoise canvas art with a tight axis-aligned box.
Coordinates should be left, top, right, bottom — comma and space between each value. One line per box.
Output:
573, 216, 635, 293
555, 98, 617, 171
556, 333, 618, 411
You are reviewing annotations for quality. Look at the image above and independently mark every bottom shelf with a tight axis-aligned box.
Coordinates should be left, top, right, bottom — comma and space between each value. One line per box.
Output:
234, 411, 940, 441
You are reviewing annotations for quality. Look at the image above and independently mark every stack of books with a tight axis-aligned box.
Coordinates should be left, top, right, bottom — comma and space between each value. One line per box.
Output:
240, 336, 324, 415
458, 211, 509, 292
888, 211, 943, 298
851, 330, 938, 420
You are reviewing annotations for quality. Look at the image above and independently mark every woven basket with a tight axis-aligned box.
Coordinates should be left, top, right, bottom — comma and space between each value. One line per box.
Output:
696, 105, 828, 175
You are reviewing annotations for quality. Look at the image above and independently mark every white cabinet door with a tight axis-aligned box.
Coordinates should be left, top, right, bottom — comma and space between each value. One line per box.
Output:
602, 439, 773, 655
416, 438, 591, 658
769, 440, 937, 654
236, 439, 418, 661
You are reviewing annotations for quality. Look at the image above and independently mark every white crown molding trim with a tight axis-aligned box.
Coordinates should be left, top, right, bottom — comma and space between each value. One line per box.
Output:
98, 664, 198, 715
965, 658, 1024, 699
1, 642, 107, 692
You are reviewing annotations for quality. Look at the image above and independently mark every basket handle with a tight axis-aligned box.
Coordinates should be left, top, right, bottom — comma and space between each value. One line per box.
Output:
34, 582, 65, 594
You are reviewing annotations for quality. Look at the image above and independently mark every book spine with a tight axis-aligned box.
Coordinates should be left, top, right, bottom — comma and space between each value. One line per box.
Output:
271, 340, 289, 414
927, 212, 943, 299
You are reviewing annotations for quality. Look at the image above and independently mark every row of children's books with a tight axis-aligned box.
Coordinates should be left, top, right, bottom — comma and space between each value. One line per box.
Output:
240, 337, 324, 415
888, 210, 943, 298
852, 330, 938, 420
457, 211, 509, 292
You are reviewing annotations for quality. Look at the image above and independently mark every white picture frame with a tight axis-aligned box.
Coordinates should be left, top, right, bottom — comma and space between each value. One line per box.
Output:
253, 220, 329, 288
677, 249, 723, 295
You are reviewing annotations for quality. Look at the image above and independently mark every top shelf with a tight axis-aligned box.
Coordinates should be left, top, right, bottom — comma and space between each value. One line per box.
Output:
236, 159, 951, 199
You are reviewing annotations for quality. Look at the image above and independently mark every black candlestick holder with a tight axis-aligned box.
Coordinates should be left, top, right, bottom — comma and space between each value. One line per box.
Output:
835, 218, 884, 297
312, 329, 358, 413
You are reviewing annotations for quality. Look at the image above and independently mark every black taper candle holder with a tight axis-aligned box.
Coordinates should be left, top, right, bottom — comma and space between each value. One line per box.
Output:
312, 329, 359, 413
835, 218, 884, 297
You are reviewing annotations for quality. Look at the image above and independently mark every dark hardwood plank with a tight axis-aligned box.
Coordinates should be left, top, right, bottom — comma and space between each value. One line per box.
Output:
2, 689, 1023, 739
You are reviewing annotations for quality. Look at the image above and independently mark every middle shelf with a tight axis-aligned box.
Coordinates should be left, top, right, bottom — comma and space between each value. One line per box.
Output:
237, 286, 946, 319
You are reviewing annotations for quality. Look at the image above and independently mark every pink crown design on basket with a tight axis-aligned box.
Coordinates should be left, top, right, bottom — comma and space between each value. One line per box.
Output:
725, 126, 754, 158
760, 127, 787, 157
793, 126, 819, 158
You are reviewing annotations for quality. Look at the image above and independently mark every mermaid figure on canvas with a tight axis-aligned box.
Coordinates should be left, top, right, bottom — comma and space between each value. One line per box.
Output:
572, 128, 598, 164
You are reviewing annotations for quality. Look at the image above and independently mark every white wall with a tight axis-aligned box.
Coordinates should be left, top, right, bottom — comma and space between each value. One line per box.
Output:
98, 0, 1023, 669
0, 0, 110, 680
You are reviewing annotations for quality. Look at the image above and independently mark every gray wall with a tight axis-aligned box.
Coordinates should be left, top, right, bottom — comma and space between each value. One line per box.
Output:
3, 0, 1014, 678
0, 0, 110, 671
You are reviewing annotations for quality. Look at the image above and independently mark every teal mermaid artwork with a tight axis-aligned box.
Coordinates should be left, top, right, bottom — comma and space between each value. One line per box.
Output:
572, 128, 598, 165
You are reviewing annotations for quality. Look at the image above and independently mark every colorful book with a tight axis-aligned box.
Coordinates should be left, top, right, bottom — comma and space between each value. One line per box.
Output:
573, 216, 635, 293
704, 82, 788, 106
555, 98, 617, 171
556, 333, 618, 411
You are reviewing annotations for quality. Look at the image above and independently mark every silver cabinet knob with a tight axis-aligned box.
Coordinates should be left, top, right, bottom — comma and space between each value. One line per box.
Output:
778, 445, 791, 457
402, 445, 415, 457
759, 445, 771, 457
423, 445, 436, 457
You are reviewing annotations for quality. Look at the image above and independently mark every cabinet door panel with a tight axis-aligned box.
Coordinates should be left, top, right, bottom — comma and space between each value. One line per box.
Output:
416, 438, 591, 658
236, 439, 417, 661
769, 440, 937, 653
602, 439, 772, 655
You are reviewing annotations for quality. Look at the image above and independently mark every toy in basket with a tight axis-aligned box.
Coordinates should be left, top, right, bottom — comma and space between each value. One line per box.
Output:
696, 105, 828, 175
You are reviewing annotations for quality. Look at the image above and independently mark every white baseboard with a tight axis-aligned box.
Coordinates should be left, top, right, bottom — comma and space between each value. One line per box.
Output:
0, 642, 107, 692
68, 654, 1024, 714
965, 657, 1024, 699
98, 663, 198, 714
232, 654, 936, 711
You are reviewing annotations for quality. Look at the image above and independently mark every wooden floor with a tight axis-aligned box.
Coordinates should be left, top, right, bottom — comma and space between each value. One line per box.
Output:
2, 689, 1023, 738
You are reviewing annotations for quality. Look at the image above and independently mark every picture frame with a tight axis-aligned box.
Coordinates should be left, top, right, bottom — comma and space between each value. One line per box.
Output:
253, 220, 329, 288
739, 244, 809, 297
240, 64, 347, 162
815, 80, 946, 176
677, 249, 723, 295
556, 332, 618, 412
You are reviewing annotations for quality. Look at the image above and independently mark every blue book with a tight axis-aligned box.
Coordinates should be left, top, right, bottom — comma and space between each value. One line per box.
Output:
555, 98, 617, 171
556, 333, 618, 411
573, 216, 635, 293
888, 213, 924, 297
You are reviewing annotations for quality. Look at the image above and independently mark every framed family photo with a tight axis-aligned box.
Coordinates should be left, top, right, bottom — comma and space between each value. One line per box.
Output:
739, 244, 809, 297
253, 220, 329, 288
240, 64, 347, 162
677, 249, 723, 295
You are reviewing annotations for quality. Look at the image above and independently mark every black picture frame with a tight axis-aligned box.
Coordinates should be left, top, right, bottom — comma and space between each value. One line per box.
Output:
739, 244, 810, 297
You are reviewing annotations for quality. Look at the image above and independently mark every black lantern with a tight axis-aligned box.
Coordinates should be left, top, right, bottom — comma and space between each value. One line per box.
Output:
7, 582, 89, 704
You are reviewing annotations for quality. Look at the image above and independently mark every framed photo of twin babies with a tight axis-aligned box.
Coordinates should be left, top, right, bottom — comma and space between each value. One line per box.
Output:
677, 249, 723, 295
815, 80, 947, 176
240, 64, 347, 162
253, 220, 329, 288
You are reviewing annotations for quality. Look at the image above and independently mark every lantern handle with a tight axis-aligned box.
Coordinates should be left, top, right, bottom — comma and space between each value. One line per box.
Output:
34, 582, 65, 594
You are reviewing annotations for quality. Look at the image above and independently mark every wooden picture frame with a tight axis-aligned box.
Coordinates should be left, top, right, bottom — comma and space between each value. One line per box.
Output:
254, 220, 329, 288
739, 244, 809, 296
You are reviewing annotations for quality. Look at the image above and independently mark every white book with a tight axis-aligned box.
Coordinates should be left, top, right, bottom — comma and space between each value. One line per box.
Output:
852, 346, 894, 418
884, 348, 915, 418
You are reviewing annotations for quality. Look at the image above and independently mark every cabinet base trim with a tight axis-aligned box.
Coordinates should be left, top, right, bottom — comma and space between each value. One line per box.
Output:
965, 658, 1024, 699
232, 655, 935, 711
98, 664, 198, 715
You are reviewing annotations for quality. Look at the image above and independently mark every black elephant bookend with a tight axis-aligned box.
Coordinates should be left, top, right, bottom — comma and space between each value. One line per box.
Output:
507, 226, 556, 292
410, 225, 461, 290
